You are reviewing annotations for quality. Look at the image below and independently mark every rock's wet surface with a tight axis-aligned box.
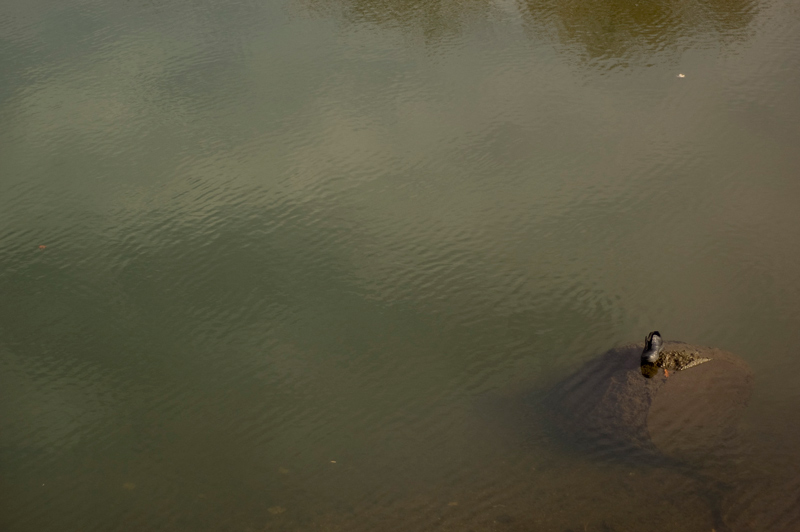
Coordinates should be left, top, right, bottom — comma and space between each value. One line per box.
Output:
543, 340, 800, 531
548, 341, 754, 463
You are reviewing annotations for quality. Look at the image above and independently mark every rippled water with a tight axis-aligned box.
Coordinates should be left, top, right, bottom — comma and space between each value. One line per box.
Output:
2, 0, 800, 529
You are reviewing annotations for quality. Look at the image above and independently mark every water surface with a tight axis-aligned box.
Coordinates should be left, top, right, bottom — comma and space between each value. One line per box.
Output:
2, 0, 800, 529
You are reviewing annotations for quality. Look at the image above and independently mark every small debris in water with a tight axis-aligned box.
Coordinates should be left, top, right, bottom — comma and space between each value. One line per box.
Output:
448, 502, 458, 506
268, 506, 286, 515
330, 460, 336, 464
677, 73, 686, 78
38, 245, 46, 250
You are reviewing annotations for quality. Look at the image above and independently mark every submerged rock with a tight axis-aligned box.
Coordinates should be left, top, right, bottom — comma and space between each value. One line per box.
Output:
548, 339, 753, 464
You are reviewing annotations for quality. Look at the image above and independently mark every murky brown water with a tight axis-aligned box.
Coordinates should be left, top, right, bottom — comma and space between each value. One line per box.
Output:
2, 0, 800, 529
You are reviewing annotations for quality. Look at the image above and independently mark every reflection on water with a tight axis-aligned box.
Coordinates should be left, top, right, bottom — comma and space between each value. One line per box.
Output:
519, 0, 759, 63
2, 0, 800, 529
296, 0, 494, 43
298, 0, 760, 64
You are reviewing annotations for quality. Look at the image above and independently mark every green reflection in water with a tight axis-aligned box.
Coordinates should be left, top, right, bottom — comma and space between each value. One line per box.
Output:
519, 0, 759, 62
